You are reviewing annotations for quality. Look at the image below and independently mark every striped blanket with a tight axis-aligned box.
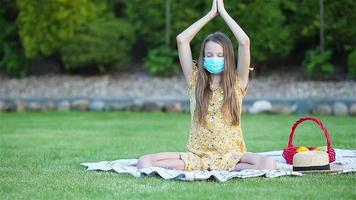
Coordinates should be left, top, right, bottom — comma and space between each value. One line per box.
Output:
80, 148, 356, 182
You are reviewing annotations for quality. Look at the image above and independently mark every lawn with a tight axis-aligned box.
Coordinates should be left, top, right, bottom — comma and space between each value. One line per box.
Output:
0, 112, 355, 199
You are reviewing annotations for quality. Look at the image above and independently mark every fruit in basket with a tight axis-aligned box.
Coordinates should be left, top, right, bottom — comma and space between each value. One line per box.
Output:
296, 145, 328, 153
308, 146, 319, 151
310, 146, 327, 151
296, 146, 309, 152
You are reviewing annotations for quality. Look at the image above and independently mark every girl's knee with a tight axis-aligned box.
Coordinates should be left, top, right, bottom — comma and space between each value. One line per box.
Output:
137, 155, 155, 169
260, 156, 277, 170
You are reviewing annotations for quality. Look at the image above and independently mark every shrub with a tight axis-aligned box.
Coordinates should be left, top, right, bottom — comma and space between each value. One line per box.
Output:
60, 14, 134, 72
228, 1, 293, 62
16, 0, 107, 58
348, 50, 356, 79
124, 1, 293, 63
144, 46, 179, 77
286, 0, 356, 76
302, 48, 334, 79
0, 0, 28, 77
0, 43, 28, 77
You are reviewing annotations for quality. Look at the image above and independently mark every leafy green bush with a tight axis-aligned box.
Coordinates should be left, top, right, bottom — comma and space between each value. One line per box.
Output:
302, 48, 334, 78
0, 43, 28, 77
347, 50, 356, 79
285, 0, 356, 78
144, 46, 179, 77
124, 1, 293, 63
227, 1, 293, 62
16, 0, 107, 58
0, 2, 16, 46
2, 0, 353, 78
60, 14, 134, 72
0, 0, 28, 77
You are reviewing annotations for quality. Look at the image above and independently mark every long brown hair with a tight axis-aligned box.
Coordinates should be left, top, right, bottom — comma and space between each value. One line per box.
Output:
195, 32, 240, 127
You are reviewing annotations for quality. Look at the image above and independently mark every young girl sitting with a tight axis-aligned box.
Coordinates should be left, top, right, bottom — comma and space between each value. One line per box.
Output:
137, 0, 277, 172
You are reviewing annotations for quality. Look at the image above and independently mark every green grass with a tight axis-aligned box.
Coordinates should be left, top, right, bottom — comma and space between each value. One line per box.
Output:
0, 112, 355, 199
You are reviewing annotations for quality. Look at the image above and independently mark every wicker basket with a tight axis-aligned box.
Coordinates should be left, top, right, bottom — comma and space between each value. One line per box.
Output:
282, 116, 336, 165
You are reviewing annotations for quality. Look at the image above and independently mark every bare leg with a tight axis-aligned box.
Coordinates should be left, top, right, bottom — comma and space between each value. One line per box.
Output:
234, 162, 258, 171
137, 152, 185, 170
155, 159, 185, 170
154, 152, 181, 160
233, 152, 277, 172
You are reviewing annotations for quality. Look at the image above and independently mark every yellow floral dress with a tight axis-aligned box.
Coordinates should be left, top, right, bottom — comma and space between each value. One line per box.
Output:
179, 61, 250, 171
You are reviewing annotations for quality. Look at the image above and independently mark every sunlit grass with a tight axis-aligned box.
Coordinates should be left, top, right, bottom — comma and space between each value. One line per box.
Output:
0, 112, 355, 199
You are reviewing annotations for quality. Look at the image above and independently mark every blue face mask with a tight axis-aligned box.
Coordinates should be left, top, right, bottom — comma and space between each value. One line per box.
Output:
203, 57, 224, 74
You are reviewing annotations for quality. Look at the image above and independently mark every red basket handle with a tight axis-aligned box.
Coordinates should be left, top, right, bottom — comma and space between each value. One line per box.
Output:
287, 116, 333, 152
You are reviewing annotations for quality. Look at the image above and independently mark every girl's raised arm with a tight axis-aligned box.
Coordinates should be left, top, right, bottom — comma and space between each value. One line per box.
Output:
176, 0, 218, 84
217, 0, 251, 90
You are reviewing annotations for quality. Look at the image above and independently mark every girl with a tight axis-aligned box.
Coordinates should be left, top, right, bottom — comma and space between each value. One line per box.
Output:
137, 0, 277, 172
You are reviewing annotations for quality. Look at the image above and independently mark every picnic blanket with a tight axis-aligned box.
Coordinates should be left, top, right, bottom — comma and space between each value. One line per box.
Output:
80, 148, 356, 182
